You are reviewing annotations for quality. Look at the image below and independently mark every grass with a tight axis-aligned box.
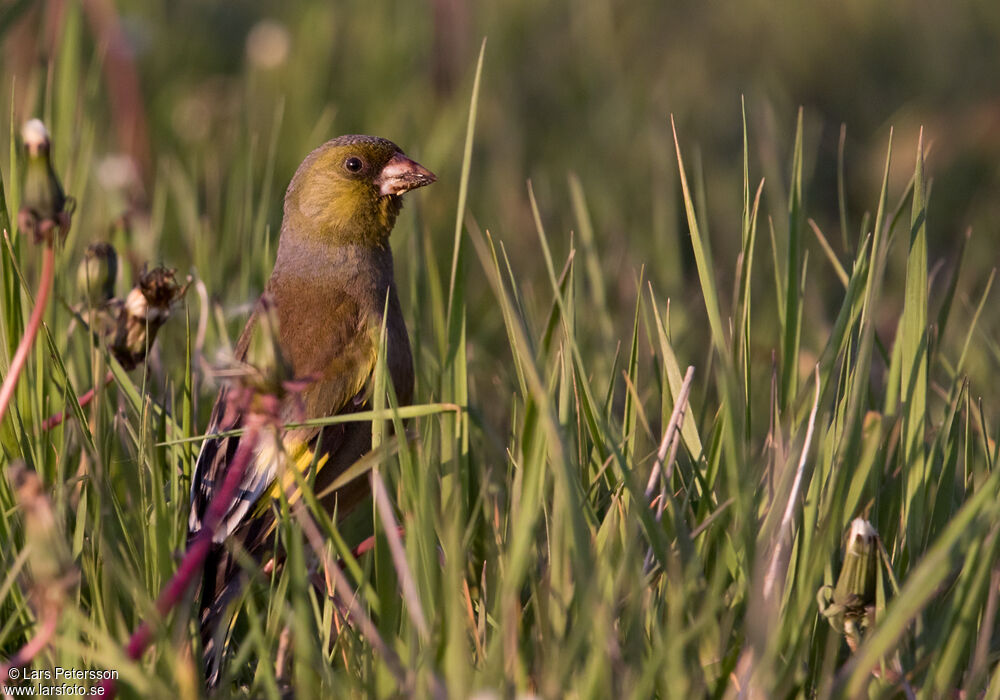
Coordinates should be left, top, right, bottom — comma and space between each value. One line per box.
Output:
2, 4, 1000, 699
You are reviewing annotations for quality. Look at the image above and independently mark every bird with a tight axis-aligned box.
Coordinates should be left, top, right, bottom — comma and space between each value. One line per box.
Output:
187, 134, 435, 684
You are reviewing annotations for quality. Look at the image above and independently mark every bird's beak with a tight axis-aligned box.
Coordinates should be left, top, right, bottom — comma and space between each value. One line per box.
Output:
377, 152, 437, 196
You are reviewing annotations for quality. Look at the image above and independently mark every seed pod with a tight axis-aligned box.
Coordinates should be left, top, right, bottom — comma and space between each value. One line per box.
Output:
77, 241, 119, 307
818, 518, 879, 651
18, 119, 72, 244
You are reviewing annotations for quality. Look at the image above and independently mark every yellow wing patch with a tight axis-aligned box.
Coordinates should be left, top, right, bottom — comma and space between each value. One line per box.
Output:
250, 434, 330, 521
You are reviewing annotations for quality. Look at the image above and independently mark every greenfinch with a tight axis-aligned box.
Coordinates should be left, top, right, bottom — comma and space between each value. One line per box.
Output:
187, 135, 435, 682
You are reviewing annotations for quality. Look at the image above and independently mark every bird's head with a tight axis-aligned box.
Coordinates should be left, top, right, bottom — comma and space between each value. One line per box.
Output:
283, 135, 436, 247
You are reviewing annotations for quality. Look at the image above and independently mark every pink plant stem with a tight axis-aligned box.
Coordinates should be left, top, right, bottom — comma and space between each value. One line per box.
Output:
100, 421, 261, 698
0, 612, 58, 689
41, 370, 115, 431
350, 526, 406, 559
0, 245, 56, 428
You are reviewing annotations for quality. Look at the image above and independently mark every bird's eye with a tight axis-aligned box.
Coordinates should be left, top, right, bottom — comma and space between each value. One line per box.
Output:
344, 157, 364, 173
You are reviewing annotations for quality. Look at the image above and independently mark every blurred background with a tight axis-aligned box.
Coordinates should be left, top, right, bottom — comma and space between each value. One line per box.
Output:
2, 0, 999, 417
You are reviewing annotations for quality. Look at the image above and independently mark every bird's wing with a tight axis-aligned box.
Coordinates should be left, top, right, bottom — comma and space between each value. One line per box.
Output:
187, 294, 377, 544
186, 307, 257, 540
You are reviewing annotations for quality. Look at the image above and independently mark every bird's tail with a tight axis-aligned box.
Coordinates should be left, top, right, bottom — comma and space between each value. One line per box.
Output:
195, 512, 277, 689
197, 543, 245, 689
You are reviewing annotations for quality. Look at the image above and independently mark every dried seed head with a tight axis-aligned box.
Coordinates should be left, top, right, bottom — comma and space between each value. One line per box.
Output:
107, 264, 188, 369
77, 242, 119, 307
138, 265, 184, 309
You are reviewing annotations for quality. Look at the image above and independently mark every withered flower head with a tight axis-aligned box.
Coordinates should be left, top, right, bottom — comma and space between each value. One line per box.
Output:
77, 241, 119, 307
108, 264, 188, 370
138, 264, 184, 307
